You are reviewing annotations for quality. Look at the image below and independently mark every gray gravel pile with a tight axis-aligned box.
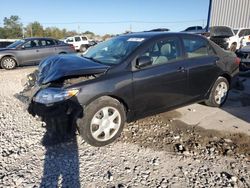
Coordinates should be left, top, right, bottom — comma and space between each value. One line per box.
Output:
0, 67, 249, 187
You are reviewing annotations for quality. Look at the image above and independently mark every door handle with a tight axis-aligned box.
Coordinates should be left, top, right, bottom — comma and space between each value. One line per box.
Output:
177, 66, 186, 72
36, 49, 39, 52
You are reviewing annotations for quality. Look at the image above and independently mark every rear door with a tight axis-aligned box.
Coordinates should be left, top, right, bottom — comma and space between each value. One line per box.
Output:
132, 37, 189, 117
37, 39, 57, 61
181, 36, 221, 100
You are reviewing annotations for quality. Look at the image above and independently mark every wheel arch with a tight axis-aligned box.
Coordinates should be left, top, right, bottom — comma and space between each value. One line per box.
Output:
83, 94, 130, 115
205, 73, 231, 98
219, 73, 231, 85
0, 55, 19, 67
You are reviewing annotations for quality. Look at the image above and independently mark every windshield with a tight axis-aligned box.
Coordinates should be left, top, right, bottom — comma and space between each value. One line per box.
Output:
210, 26, 234, 37
7, 39, 25, 48
233, 29, 239, 35
83, 36, 145, 65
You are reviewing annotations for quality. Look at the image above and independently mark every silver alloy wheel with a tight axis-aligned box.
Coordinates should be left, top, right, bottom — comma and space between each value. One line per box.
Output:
2, 58, 15, 69
90, 106, 121, 142
214, 81, 228, 104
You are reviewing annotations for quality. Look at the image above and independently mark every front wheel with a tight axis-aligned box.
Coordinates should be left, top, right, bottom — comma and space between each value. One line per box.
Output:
1, 57, 16, 70
205, 77, 229, 107
80, 45, 87, 52
77, 96, 126, 147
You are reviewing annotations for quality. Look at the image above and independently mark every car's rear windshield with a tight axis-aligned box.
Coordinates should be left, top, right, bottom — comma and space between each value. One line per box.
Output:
210, 26, 234, 37
83, 36, 146, 65
7, 39, 25, 48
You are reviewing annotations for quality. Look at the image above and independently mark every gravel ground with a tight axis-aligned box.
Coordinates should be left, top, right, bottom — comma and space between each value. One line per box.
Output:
0, 66, 250, 188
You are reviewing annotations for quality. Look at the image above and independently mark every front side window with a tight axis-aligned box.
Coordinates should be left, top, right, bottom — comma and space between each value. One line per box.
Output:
66, 38, 73, 42
139, 38, 181, 67
183, 38, 210, 58
24, 40, 39, 48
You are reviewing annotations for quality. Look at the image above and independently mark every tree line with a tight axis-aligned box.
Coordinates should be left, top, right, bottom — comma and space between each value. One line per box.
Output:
0, 15, 96, 39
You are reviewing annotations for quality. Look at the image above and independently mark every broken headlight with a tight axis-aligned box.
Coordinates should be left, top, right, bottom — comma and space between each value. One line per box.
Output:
33, 88, 79, 105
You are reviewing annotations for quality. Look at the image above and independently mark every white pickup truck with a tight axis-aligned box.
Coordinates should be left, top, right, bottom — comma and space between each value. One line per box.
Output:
64, 35, 89, 52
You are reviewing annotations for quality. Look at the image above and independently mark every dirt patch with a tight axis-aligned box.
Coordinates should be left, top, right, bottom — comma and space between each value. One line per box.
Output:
120, 110, 250, 157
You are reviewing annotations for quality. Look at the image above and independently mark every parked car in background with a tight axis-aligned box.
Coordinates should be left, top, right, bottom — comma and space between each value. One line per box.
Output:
0, 37, 75, 70
209, 26, 250, 51
182, 26, 207, 34
64, 35, 89, 52
22, 32, 239, 147
0, 39, 16, 48
240, 34, 250, 47
236, 45, 250, 72
146, 28, 170, 32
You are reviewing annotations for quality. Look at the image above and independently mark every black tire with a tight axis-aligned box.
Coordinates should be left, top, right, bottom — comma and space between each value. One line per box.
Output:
1, 56, 16, 70
77, 96, 126, 147
80, 45, 87, 52
205, 76, 229, 107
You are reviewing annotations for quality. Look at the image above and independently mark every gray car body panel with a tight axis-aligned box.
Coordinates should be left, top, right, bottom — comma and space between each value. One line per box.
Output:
0, 38, 75, 66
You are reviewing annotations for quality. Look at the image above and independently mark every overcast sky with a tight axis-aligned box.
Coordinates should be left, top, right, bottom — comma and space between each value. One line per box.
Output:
0, 0, 210, 35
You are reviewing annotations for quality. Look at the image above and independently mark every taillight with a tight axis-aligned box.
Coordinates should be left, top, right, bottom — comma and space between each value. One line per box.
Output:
235, 57, 241, 65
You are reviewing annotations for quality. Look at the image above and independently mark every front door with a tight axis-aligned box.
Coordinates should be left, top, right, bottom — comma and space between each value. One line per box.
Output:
132, 37, 189, 118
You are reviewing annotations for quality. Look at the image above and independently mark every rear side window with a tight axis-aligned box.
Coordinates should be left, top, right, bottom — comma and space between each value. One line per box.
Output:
81, 37, 87, 41
39, 40, 47, 46
46, 39, 55, 46
183, 38, 211, 58
75, 37, 81, 42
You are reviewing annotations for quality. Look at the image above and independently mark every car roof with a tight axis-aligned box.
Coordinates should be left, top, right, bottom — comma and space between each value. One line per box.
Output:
24, 37, 58, 40
118, 31, 206, 39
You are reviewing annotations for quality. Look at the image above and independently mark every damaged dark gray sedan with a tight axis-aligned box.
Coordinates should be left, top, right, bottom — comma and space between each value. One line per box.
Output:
22, 32, 239, 146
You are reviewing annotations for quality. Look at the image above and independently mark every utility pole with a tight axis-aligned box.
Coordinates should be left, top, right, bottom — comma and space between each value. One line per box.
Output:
22, 27, 25, 38
30, 26, 33, 37
206, 0, 212, 31
78, 24, 80, 34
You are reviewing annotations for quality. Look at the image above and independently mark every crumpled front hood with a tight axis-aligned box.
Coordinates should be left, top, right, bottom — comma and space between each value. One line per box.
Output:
37, 55, 110, 85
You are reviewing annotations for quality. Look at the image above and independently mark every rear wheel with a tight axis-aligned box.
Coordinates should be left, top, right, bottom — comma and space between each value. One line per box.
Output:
1, 57, 16, 70
205, 77, 229, 107
77, 96, 126, 147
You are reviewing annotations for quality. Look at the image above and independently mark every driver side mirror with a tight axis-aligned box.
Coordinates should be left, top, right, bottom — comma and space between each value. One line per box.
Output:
136, 56, 152, 69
